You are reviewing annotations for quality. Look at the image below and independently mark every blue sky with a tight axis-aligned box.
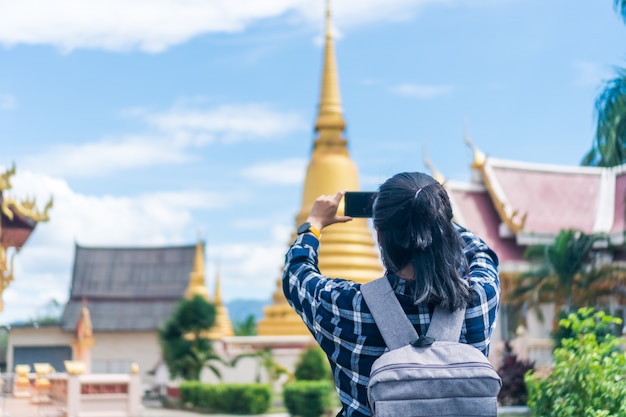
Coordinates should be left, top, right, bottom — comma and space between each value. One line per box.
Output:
0, 0, 624, 324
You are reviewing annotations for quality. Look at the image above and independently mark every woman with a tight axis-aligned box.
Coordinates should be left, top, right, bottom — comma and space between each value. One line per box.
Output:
283, 172, 500, 417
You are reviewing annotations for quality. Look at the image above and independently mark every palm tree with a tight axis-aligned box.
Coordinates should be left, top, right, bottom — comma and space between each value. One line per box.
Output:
582, 69, 626, 167
582, 0, 626, 167
231, 348, 290, 384
509, 229, 619, 327
233, 314, 257, 336
616, 0, 626, 22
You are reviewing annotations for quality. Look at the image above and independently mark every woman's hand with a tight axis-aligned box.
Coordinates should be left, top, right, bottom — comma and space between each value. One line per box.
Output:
306, 191, 353, 231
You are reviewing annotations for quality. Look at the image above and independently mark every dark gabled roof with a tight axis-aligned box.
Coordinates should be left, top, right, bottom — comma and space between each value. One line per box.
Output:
60, 299, 182, 332
60, 243, 196, 332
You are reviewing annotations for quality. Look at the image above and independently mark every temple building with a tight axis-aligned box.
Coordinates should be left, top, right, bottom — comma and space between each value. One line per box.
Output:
257, 1, 384, 336
7, 240, 233, 385
430, 137, 626, 363
0, 164, 52, 311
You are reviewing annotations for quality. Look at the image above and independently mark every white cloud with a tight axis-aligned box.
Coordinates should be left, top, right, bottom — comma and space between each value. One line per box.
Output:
0, 94, 16, 110
388, 83, 454, 99
206, 223, 292, 299
144, 104, 306, 144
573, 60, 614, 87
22, 135, 191, 178
241, 157, 307, 185
21, 103, 306, 178
0, 169, 262, 324
0, 0, 502, 53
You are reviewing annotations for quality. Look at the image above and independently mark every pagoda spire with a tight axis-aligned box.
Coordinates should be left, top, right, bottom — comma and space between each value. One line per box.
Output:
314, 0, 347, 150
185, 240, 210, 300
214, 264, 223, 305
257, 2, 383, 336
207, 264, 234, 339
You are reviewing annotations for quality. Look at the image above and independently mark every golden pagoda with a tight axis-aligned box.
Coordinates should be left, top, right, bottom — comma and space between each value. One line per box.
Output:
185, 240, 211, 300
208, 265, 234, 338
257, 1, 384, 336
185, 241, 234, 338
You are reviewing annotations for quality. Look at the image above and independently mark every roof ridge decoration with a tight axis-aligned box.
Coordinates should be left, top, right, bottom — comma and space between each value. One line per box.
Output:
464, 127, 487, 170
464, 133, 527, 233
422, 143, 446, 184
1, 196, 54, 222
0, 163, 53, 222
0, 163, 51, 311
0, 164, 16, 191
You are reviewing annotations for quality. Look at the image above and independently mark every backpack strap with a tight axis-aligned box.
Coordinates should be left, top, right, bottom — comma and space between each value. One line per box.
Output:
361, 277, 417, 350
361, 277, 466, 350
425, 302, 466, 343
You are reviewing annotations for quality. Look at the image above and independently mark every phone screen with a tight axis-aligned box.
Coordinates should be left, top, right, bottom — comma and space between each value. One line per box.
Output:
344, 191, 376, 218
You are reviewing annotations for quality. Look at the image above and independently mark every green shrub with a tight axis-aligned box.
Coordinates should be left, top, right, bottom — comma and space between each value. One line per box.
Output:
214, 384, 272, 414
284, 380, 334, 417
525, 307, 626, 417
179, 383, 271, 414
294, 345, 331, 381
178, 381, 202, 405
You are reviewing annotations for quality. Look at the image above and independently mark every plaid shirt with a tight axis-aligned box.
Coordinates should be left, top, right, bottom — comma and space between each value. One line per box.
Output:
282, 224, 500, 417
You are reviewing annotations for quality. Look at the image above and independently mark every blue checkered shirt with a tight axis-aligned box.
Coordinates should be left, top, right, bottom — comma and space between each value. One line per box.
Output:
282, 224, 500, 417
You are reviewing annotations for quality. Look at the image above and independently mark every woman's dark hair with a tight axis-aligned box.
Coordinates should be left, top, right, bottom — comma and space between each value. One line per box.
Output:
372, 172, 470, 311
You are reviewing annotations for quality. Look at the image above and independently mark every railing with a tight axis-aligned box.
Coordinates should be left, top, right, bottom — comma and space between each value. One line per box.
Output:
6, 366, 141, 417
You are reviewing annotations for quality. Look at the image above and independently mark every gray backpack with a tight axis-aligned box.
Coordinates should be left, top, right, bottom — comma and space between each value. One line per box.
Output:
361, 278, 501, 417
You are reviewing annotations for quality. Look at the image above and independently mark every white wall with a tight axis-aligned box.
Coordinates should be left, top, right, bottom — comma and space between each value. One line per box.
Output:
8, 327, 160, 388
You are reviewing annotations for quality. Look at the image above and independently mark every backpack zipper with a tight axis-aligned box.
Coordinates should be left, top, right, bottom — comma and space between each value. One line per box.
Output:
370, 362, 497, 378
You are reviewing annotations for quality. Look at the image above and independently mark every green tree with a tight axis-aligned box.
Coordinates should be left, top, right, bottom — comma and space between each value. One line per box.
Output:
582, 0, 626, 167
294, 345, 331, 381
28, 298, 63, 325
525, 308, 626, 416
233, 314, 257, 336
158, 295, 222, 381
509, 229, 618, 327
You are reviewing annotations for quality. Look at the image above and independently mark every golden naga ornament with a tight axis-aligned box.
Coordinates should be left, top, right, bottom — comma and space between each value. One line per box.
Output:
0, 163, 52, 311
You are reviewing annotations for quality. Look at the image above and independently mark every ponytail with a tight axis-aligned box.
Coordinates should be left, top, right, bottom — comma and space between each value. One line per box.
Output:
373, 172, 470, 310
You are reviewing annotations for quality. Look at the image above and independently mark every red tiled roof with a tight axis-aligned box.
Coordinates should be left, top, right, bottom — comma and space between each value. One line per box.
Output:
447, 182, 524, 263
486, 161, 602, 234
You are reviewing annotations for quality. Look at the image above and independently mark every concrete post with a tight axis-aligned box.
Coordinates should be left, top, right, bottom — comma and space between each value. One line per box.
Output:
66, 373, 80, 417
128, 363, 142, 417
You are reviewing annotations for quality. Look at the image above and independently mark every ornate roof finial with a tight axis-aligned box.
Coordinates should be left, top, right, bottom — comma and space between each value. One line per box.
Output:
314, 0, 347, 141
0, 163, 16, 191
422, 142, 446, 184
463, 122, 487, 169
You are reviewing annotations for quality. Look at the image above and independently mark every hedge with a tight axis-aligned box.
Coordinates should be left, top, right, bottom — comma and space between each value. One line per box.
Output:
178, 382, 272, 414
283, 380, 334, 417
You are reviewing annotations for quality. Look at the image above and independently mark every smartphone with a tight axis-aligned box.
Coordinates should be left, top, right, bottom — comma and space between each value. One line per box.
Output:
344, 191, 376, 218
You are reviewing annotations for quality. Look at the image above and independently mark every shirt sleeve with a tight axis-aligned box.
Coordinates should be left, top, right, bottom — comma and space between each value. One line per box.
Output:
282, 232, 360, 332
455, 223, 501, 356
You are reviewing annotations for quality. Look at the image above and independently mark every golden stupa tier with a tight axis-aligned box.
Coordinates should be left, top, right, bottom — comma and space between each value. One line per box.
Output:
209, 304, 234, 338
257, 0, 383, 336
208, 272, 234, 338
185, 242, 234, 339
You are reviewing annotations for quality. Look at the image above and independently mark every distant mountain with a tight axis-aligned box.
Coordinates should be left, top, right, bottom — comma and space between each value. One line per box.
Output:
226, 299, 270, 325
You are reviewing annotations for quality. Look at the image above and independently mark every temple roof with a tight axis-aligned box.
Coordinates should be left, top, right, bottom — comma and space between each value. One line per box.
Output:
445, 156, 626, 265
60, 244, 196, 332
